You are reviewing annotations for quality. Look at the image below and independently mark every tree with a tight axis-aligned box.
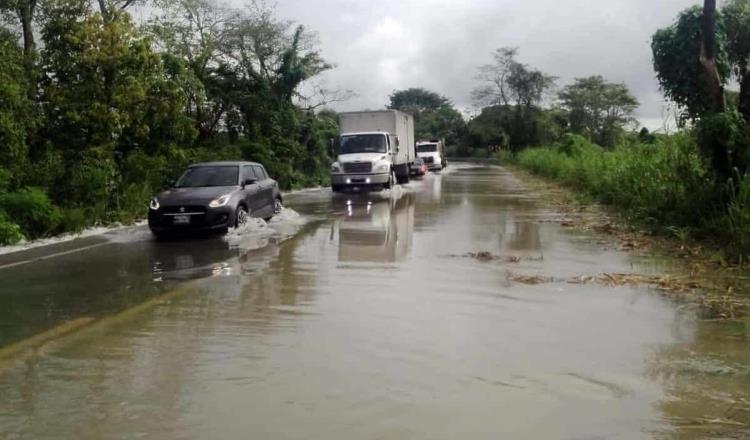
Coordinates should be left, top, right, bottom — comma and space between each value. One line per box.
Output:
388, 88, 450, 114
148, 0, 236, 142
652, 0, 750, 180
387, 88, 465, 145
0, 28, 35, 183
466, 105, 563, 154
0, 0, 36, 60
40, 5, 196, 204
558, 76, 639, 147
472, 47, 555, 108
652, 5, 730, 122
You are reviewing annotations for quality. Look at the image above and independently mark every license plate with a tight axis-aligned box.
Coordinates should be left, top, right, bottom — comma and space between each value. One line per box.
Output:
173, 215, 190, 225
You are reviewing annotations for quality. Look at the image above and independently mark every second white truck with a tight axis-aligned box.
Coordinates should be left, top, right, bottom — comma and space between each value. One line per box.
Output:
330, 110, 415, 192
416, 139, 447, 171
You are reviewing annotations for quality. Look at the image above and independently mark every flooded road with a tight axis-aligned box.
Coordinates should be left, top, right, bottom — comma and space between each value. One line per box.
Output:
1, 165, 749, 439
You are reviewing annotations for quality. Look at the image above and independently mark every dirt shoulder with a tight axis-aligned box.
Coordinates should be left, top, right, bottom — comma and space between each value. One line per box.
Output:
506, 165, 750, 320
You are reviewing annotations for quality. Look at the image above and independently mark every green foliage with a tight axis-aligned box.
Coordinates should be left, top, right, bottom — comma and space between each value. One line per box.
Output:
0, 0, 336, 246
652, 6, 731, 121
0, 212, 24, 245
0, 188, 62, 238
467, 105, 564, 153
388, 88, 466, 146
558, 76, 639, 147
40, 7, 196, 157
0, 28, 35, 185
388, 88, 451, 113
695, 111, 750, 179
516, 134, 714, 229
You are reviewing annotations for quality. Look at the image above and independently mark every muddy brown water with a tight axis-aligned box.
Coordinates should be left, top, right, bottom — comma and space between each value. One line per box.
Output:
1, 165, 749, 439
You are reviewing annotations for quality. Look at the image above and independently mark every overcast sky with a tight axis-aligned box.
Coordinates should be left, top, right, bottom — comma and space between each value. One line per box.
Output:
242, 0, 700, 129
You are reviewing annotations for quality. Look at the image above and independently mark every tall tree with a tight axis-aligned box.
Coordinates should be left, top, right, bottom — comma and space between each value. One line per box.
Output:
700, 0, 726, 113
472, 47, 555, 108
652, 0, 750, 180
388, 88, 450, 114
558, 76, 639, 147
148, 0, 235, 142
387, 88, 465, 144
0, 0, 36, 59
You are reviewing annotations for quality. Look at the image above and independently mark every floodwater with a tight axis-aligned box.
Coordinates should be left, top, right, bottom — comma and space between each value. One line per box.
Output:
1, 165, 749, 439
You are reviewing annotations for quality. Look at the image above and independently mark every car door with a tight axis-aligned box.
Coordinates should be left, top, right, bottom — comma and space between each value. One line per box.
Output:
241, 165, 263, 216
252, 165, 274, 216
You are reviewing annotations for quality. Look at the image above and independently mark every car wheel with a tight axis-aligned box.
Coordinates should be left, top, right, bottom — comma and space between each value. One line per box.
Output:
235, 205, 249, 227
274, 197, 283, 215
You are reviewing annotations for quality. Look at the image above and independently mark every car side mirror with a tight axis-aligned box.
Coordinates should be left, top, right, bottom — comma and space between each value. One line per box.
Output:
243, 178, 257, 187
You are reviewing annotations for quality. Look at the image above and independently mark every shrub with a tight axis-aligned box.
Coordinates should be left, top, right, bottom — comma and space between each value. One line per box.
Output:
516, 134, 713, 231
0, 212, 24, 245
0, 187, 62, 238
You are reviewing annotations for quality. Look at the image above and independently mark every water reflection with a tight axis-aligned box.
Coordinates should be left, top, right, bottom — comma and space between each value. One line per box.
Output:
333, 192, 415, 263
647, 319, 750, 438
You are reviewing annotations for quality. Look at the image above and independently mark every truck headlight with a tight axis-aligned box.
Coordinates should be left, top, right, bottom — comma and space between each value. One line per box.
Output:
209, 194, 232, 208
149, 198, 160, 210
331, 163, 341, 173
374, 164, 389, 173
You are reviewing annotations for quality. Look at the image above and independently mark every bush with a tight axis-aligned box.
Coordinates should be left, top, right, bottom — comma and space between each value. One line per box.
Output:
0, 187, 62, 238
0, 212, 24, 245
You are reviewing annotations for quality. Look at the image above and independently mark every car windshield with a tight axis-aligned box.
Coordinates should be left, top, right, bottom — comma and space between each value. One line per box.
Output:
176, 166, 239, 188
339, 134, 387, 154
417, 144, 438, 153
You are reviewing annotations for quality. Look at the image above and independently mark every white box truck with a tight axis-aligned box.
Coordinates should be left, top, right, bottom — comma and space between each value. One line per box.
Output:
330, 110, 415, 192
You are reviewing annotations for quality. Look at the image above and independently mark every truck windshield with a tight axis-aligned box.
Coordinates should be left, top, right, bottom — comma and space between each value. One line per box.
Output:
417, 144, 438, 153
339, 134, 387, 154
176, 166, 239, 188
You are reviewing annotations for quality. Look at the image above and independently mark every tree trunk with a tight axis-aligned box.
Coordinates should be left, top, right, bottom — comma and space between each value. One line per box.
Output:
699, 0, 734, 182
18, 3, 35, 58
700, 0, 726, 113
97, 0, 110, 21
739, 58, 750, 123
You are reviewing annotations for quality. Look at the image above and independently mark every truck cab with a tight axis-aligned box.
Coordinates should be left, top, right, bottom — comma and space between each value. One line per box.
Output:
330, 110, 415, 192
416, 140, 447, 171
330, 132, 397, 192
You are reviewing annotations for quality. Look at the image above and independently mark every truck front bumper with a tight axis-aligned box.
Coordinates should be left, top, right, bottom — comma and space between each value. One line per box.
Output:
331, 173, 390, 186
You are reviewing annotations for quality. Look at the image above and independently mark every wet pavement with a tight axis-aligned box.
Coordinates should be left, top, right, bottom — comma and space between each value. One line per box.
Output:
1, 165, 749, 439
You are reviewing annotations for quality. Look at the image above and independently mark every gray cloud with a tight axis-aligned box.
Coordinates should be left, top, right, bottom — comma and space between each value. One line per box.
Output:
246, 0, 699, 129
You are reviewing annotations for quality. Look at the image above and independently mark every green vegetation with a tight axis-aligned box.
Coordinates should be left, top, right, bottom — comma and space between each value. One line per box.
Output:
0, 0, 338, 245
387, 88, 467, 146
471, 0, 750, 263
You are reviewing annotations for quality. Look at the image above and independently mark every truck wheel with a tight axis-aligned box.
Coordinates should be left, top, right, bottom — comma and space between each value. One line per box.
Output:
385, 170, 396, 189
396, 164, 410, 184
332, 185, 341, 193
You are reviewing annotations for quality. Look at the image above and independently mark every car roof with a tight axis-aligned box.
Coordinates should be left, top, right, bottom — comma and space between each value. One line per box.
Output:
189, 161, 263, 167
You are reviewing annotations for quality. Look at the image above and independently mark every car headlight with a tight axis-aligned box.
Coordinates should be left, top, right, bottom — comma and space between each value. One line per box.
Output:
374, 163, 389, 173
209, 194, 232, 208
331, 163, 341, 173
149, 198, 160, 210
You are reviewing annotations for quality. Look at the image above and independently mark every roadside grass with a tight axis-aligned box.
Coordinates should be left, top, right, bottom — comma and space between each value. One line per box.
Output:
510, 133, 750, 264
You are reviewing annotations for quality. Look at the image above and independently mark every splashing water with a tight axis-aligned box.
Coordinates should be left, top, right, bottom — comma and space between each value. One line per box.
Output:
223, 207, 305, 252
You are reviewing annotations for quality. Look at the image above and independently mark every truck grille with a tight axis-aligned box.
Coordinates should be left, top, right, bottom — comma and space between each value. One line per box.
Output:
423, 156, 435, 164
343, 162, 372, 174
